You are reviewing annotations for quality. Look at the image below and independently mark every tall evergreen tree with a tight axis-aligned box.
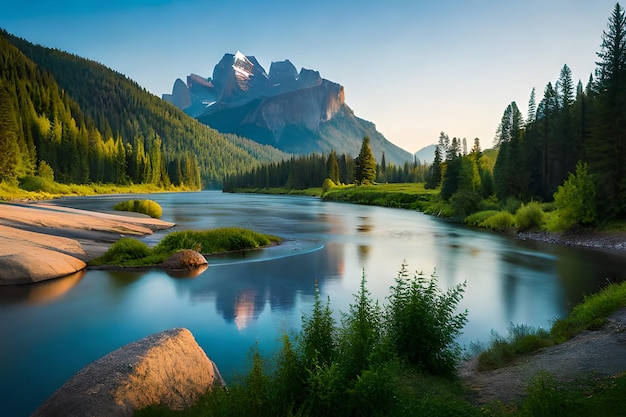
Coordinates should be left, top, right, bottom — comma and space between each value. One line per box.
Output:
526, 87, 537, 125
588, 2, 626, 217
425, 145, 442, 189
326, 150, 339, 184
0, 82, 21, 182
354, 136, 377, 185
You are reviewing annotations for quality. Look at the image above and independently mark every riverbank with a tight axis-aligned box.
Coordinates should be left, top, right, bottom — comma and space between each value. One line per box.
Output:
0, 201, 174, 284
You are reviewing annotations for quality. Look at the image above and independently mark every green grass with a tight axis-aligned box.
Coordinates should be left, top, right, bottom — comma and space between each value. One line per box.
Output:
477, 281, 626, 370
113, 199, 163, 219
322, 183, 438, 210
90, 228, 280, 267
551, 281, 626, 343
0, 178, 180, 201
154, 228, 279, 255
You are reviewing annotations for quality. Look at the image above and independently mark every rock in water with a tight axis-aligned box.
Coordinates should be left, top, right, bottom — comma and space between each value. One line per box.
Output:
32, 328, 224, 417
161, 249, 208, 270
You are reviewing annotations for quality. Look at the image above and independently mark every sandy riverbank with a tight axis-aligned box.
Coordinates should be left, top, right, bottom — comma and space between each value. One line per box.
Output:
0, 202, 174, 285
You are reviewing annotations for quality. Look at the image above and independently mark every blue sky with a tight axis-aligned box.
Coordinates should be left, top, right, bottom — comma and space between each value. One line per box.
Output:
0, 0, 618, 153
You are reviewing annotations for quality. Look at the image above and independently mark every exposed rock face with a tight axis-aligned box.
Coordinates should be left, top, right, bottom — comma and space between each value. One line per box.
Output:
161, 249, 208, 270
0, 202, 174, 284
162, 51, 412, 164
32, 328, 224, 417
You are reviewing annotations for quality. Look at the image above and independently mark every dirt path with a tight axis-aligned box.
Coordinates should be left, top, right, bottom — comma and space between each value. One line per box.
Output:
458, 308, 626, 405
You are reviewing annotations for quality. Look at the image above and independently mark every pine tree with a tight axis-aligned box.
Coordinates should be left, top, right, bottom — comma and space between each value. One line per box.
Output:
0, 82, 21, 182
588, 3, 626, 218
326, 150, 339, 184
354, 136, 377, 185
425, 145, 442, 189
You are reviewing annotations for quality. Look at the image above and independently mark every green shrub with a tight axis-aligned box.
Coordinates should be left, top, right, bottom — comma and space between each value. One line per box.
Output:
90, 237, 153, 266
321, 177, 336, 193
515, 201, 546, 231
551, 161, 596, 230
450, 189, 482, 218
464, 210, 500, 227
480, 210, 515, 231
385, 265, 467, 377
113, 199, 162, 219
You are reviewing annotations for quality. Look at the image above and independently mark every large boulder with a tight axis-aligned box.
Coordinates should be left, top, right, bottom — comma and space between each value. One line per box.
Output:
160, 249, 208, 270
32, 328, 224, 417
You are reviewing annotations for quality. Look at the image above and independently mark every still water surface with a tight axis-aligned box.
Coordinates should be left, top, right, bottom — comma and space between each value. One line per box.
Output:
1, 191, 625, 416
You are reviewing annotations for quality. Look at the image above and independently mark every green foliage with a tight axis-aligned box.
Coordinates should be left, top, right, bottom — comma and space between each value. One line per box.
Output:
551, 161, 596, 230
90, 228, 278, 267
450, 189, 482, 218
37, 160, 54, 181
514, 201, 545, 231
339, 271, 382, 380
301, 284, 337, 369
154, 228, 279, 255
551, 280, 626, 343
90, 237, 155, 266
385, 265, 468, 377
321, 177, 336, 194
322, 183, 438, 211
354, 137, 377, 185
464, 210, 501, 227
477, 324, 553, 371
113, 199, 163, 219
477, 210, 516, 231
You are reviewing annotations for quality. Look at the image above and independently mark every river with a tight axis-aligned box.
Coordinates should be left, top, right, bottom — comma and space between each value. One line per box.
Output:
1, 191, 625, 416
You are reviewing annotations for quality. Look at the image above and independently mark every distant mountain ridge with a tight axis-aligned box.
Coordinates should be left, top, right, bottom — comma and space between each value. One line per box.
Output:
163, 51, 412, 165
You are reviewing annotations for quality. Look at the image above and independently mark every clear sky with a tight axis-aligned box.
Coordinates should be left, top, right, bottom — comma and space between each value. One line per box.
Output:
0, 0, 619, 153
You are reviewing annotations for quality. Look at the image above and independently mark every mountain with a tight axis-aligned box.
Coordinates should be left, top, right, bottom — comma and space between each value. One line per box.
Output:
1, 31, 287, 188
163, 51, 412, 165
414, 144, 437, 165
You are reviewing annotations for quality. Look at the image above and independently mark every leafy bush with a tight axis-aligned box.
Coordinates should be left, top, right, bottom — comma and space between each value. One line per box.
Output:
385, 265, 468, 377
322, 177, 336, 193
480, 210, 515, 231
113, 199, 163, 219
515, 201, 545, 231
551, 161, 596, 230
90, 237, 154, 266
464, 210, 500, 227
450, 189, 482, 218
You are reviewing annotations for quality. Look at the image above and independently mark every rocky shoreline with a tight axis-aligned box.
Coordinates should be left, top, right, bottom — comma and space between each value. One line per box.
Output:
0, 202, 174, 284
517, 230, 626, 254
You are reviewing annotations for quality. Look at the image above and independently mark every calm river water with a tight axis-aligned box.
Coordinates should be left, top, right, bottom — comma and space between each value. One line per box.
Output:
2, 191, 625, 416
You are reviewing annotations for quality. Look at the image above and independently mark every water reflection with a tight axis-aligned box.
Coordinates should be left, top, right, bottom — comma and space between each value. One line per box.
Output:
0, 270, 85, 305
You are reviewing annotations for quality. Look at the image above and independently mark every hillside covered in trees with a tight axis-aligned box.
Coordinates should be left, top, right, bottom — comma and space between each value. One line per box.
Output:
0, 29, 287, 190
490, 3, 626, 221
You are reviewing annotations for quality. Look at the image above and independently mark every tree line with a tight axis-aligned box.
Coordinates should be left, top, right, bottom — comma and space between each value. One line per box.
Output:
490, 3, 626, 221
224, 136, 430, 190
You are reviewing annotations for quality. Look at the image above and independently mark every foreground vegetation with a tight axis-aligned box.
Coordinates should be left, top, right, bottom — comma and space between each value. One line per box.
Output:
135, 269, 626, 417
90, 228, 279, 267
113, 199, 163, 219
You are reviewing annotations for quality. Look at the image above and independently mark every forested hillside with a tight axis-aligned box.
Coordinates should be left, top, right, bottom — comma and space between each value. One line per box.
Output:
0, 29, 287, 189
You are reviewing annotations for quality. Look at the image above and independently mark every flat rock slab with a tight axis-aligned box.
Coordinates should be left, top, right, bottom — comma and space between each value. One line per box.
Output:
32, 328, 224, 417
0, 202, 175, 284
0, 225, 86, 284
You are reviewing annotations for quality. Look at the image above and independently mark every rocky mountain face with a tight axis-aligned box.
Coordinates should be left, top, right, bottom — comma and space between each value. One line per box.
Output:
163, 51, 412, 165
